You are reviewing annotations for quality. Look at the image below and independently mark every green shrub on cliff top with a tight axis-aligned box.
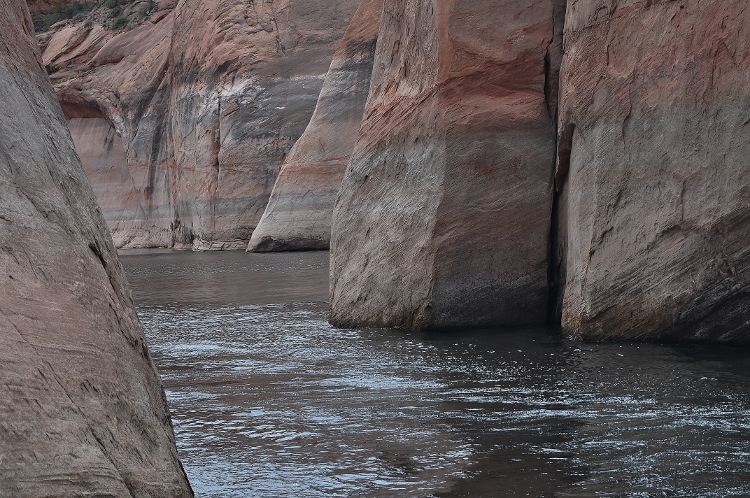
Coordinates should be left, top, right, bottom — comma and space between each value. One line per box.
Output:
31, 0, 147, 33
31, 1, 97, 32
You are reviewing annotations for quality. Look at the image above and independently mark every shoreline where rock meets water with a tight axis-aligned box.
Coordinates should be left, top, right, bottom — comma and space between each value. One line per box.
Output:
0, 0, 749, 493
34, 0, 750, 342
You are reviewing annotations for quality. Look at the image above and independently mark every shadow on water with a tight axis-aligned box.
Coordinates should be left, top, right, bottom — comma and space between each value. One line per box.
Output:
120, 250, 750, 497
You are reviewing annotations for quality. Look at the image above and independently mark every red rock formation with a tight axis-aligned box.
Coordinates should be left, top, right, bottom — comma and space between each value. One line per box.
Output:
330, 0, 562, 329
41, 0, 359, 249
0, 0, 192, 494
248, 0, 384, 252
555, 0, 750, 341
52, 14, 177, 248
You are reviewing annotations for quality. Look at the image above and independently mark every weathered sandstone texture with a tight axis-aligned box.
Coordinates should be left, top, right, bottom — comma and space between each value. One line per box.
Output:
555, 0, 750, 341
53, 10, 178, 249
248, 0, 384, 252
0, 0, 192, 494
41, 0, 359, 249
330, 0, 564, 329
168, 0, 359, 250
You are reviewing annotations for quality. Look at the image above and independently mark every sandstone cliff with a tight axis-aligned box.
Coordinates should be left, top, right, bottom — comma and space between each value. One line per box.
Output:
42, 0, 359, 249
554, 0, 750, 342
0, 0, 192, 494
247, 0, 384, 252
329, 0, 564, 329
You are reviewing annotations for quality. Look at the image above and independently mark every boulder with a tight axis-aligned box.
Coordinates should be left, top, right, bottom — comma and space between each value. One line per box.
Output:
0, 0, 192, 494
248, 0, 384, 252
554, 0, 750, 341
330, 0, 563, 329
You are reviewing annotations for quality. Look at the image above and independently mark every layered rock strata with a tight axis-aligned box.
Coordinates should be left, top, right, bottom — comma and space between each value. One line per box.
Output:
330, 0, 562, 329
248, 0, 384, 252
555, 0, 750, 341
53, 11, 177, 249
0, 0, 192, 494
168, 0, 359, 250
42, 0, 359, 249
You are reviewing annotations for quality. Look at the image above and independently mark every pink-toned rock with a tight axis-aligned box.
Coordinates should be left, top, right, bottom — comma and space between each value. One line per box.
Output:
40, 0, 359, 249
554, 0, 750, 342
0, 0, 192, 494
330, 0, 562, 329
248, 0, 384, 252
167, 0, 359, 249
52, 13, 181, 248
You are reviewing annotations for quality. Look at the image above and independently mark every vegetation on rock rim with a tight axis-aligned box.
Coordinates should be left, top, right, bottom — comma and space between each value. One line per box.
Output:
31, 0, 158, 32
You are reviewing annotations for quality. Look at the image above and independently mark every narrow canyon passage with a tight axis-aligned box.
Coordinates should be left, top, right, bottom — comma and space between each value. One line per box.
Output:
121, 250, 750, 497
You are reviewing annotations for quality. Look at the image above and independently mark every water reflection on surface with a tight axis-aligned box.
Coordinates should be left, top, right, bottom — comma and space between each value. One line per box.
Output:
120, 250, 750, 497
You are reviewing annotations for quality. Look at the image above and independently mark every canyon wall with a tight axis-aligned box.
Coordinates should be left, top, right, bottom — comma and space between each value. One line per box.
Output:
329, 0, 564, 329
168, 0, 360, 250
51, 11, 177, 248
41, 0, 359, 249
328, 0, 750, 341
554, 0, 750, 341
0, 0, 192, 494
247, 0, 384, 252
35, 0, 750, 341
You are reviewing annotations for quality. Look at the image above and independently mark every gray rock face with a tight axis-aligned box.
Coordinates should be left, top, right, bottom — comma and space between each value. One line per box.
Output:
0, 1, 192, 494
554, 0, 750, 341
247, 0, 384, 252
330, 0, 561, 329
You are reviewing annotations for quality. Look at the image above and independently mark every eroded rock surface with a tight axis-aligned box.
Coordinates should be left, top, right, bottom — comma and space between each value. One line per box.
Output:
555, 0, 750, 341
330, 0, 562, 329
0, 0, 192, 494
41, 0, 359, 249
248, 0, 384, 252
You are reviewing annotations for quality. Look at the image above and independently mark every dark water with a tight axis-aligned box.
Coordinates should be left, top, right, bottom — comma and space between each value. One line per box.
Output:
120, 250, 750, 497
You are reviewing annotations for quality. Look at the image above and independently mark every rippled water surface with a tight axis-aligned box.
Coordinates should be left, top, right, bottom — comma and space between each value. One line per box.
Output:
120, 250, 750, 497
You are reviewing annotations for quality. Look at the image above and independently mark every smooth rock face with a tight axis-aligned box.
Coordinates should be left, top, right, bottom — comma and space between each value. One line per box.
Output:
555, 0, 750, 341
51, 12, 180, 249
247, 0, 384, 252
0, 1, 192, 495
41, 0, 359, 249
168, 0, 360, 249
330, 0, 560, 329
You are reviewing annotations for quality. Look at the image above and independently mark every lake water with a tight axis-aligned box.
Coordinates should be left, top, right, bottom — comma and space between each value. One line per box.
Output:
120, 250, 750, 497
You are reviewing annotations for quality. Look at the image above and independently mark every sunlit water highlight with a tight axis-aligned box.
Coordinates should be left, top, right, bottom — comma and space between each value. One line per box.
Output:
120, 250, 750, 497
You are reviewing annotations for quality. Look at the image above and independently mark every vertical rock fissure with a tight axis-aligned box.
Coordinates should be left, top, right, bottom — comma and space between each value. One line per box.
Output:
545, 0, 567, 328
546, 176, 563, 326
